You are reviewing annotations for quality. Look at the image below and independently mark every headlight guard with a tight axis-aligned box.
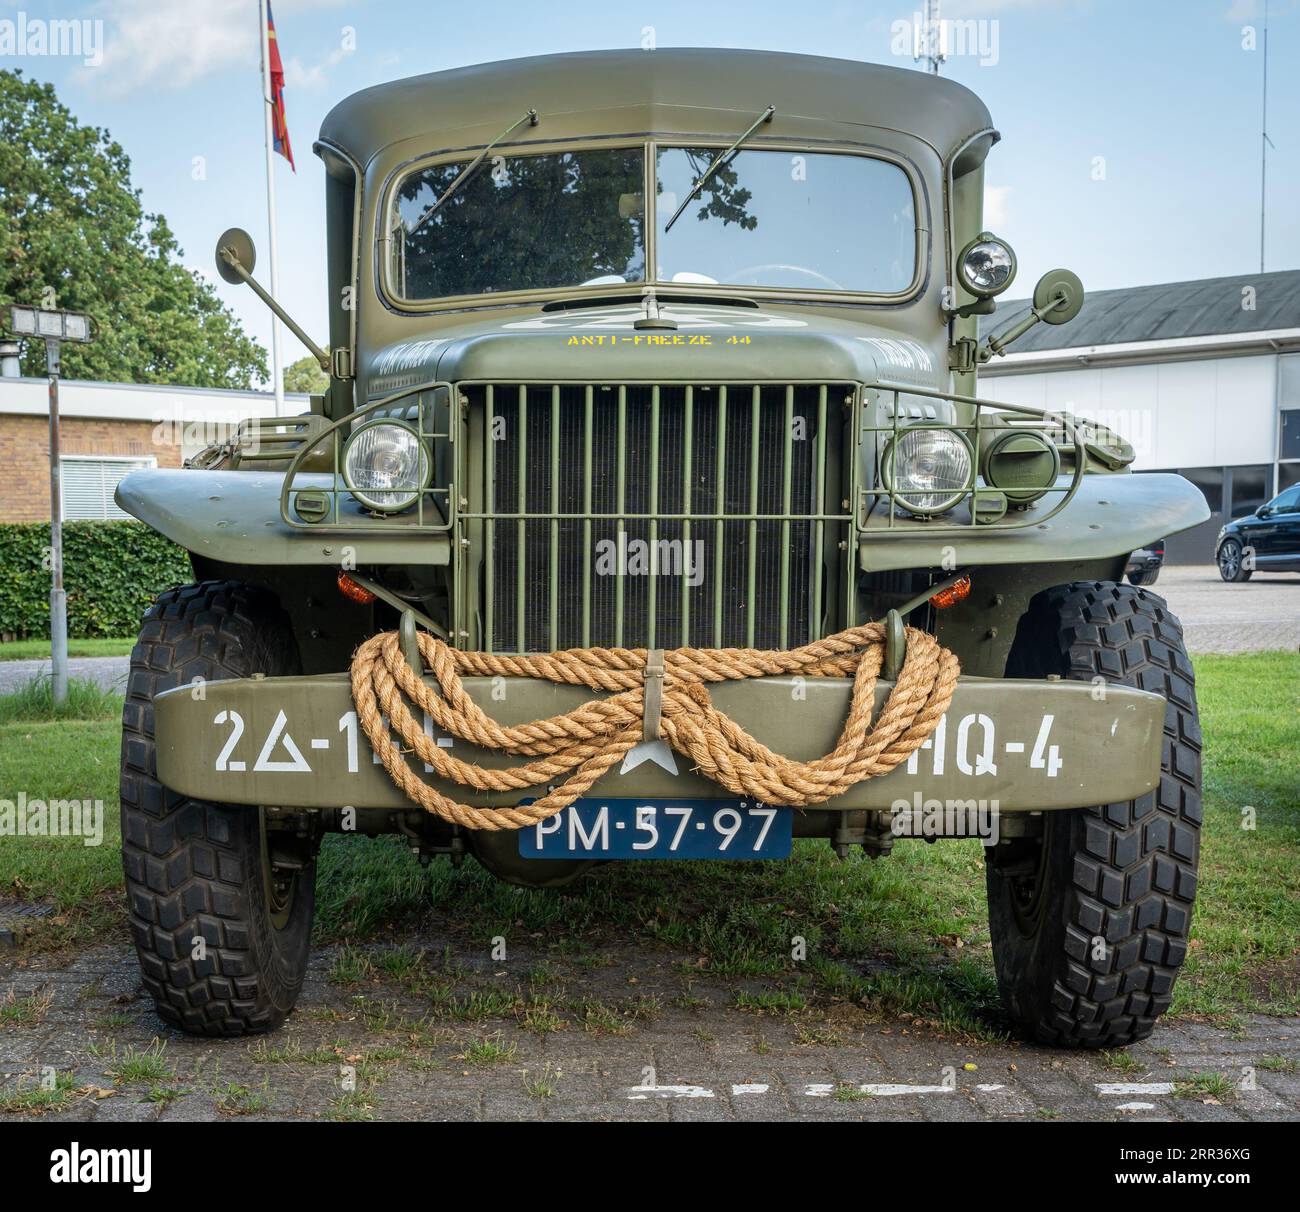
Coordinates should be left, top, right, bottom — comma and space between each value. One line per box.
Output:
342, 419, 431, 513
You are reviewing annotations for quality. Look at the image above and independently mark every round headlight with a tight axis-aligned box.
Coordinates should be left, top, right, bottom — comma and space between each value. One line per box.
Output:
882, 427, 974, 515
343, 421, 429, 512
958, 232, 1016, 298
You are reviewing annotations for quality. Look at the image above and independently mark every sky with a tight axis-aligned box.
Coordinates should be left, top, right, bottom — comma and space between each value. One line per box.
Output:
4, 0, 1298, 382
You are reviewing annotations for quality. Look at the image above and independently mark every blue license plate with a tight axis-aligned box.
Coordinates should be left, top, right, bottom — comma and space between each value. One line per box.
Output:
519, 798, 792, 860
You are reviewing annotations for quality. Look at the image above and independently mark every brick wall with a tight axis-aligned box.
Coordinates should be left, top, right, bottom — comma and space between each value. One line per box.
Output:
0, 415, 183, 522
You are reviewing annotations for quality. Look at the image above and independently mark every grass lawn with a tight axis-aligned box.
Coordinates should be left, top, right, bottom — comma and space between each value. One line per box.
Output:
1, 653, 1295, 1036
0, 638, 135, 661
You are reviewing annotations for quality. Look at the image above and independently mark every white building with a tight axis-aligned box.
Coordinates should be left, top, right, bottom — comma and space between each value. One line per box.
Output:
981, 270, 1300, 561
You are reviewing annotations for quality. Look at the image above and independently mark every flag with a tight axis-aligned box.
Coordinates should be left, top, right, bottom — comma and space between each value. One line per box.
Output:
265, 1, 294, 171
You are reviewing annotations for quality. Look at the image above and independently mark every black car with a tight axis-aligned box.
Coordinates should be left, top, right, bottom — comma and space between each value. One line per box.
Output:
1125, 537, 1164, 586
1215, 484, 1300, 582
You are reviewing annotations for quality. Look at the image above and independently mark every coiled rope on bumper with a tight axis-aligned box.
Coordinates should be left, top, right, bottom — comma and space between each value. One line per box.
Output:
350, 624, 960, 832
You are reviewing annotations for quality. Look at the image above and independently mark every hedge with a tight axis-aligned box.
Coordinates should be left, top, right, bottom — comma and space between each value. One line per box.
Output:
0, 521, 193, 640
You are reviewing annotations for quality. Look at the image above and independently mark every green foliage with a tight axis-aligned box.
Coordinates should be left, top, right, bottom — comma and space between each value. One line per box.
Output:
0, 521, 190, 639
0, 70, 267, 387
284, 353, 329, 395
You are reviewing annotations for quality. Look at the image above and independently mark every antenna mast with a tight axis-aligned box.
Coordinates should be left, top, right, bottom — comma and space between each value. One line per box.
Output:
1260, 0, 1272, 272
915, 0, 946, 75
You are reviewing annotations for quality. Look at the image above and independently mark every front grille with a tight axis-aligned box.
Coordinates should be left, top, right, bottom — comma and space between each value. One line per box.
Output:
463, 382, 853, 653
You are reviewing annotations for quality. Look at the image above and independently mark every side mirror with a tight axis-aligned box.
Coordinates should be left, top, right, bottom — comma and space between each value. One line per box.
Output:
215, 228, 257, 284
211, 226, 330, 373
1033, 268, 1085, 326
981, 268, 1085, 360
1256, 505, 1273, 519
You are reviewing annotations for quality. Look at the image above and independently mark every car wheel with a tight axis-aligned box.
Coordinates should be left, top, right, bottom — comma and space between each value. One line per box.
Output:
120, 581, 316, 1036
985, 581, 1201, 1048
1217, 538, 1252, 582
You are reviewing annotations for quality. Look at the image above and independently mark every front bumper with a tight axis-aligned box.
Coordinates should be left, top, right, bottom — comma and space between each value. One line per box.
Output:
153, 672, 1165, 813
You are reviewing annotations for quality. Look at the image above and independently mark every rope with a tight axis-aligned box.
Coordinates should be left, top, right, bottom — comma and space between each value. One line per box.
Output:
349, 624, 960, 832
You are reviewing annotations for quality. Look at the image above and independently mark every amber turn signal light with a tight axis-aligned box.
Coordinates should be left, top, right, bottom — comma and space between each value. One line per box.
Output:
337, 571, 376, 604
929, 574, 971, 610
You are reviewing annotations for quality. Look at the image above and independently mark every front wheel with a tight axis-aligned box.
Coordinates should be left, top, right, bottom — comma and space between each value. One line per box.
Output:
985, 582, 1201, 1047
1217, 538, 1252, 582
120, 581, 316, 1036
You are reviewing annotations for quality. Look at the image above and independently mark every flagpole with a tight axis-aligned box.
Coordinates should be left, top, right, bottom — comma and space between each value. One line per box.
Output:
258, 0, 284, 416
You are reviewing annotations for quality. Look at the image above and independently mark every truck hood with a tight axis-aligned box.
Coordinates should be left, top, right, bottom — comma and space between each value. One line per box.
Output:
365, 301, 948, 397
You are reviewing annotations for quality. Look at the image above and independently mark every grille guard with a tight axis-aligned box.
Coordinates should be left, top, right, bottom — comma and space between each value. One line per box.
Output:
279, 378, 1118, 651
861, 379, 1090, 535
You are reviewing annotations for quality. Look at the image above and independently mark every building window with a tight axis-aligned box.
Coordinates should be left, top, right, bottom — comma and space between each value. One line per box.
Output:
1281, 410, 1300, 462
1178, 466, 1224, 514
60, 455, 156, 520
1227, 464, 1270, 520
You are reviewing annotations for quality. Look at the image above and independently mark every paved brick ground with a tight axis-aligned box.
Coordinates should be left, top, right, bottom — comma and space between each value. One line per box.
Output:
1154, 565, 1299, 654
2, 941, 1296, 1122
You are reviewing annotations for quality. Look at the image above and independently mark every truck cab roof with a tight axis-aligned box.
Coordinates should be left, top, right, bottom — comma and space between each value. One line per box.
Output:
317, 48, 997, 171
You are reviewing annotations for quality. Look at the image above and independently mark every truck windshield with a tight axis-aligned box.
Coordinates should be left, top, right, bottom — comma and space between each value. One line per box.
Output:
386, 144, 916, 301
388, 147, 647, 300
656, 147, 916, 294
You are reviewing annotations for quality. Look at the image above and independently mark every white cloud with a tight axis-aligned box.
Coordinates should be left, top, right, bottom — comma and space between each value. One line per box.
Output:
89, 0, 257, 96
284, 43, 349, 91
1223, 0, 1258, 20
87, 0, 356, 96
984, 184, 1011, 228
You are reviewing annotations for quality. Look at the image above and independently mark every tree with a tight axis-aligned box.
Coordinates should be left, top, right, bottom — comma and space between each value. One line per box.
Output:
0, 70, 266, 387
283, 353, 328, 395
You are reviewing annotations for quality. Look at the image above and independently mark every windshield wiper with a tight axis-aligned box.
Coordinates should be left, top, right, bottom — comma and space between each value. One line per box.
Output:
406, 108, 538, 238
662, 104, 774, 234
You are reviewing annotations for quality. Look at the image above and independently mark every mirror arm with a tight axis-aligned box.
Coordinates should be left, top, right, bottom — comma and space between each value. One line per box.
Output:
218, 245, 331, 372
978, 292, 1069, 362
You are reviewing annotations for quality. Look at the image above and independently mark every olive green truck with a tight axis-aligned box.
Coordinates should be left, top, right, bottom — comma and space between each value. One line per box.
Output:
116, 50, 1208, 1046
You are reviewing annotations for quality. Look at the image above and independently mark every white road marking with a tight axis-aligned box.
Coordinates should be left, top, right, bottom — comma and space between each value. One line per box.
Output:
1096, 1082, 1176, 1096
310, 738, 329, 749
626, 1084, 715, 1100
1004, 742, 1025, 753
1115, 1101, 1157, 1111
803, 1082, 953, 1098
731, 1084, 770, 1096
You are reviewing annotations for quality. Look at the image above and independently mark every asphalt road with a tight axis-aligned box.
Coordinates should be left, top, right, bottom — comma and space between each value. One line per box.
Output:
0, 655, 130, 695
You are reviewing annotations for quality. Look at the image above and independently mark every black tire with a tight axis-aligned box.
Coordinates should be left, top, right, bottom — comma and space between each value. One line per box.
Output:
1217, 538, 1252, 582
120, 581, 315, 1036
986, 581, 1201, 1048
1127, 568, 1159, 587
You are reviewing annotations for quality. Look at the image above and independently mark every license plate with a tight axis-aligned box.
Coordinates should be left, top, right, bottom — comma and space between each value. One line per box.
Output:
519, 798, 793, 860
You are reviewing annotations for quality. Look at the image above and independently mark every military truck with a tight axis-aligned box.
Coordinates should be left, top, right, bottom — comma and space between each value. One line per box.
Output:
116, 50, 1208, 1045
